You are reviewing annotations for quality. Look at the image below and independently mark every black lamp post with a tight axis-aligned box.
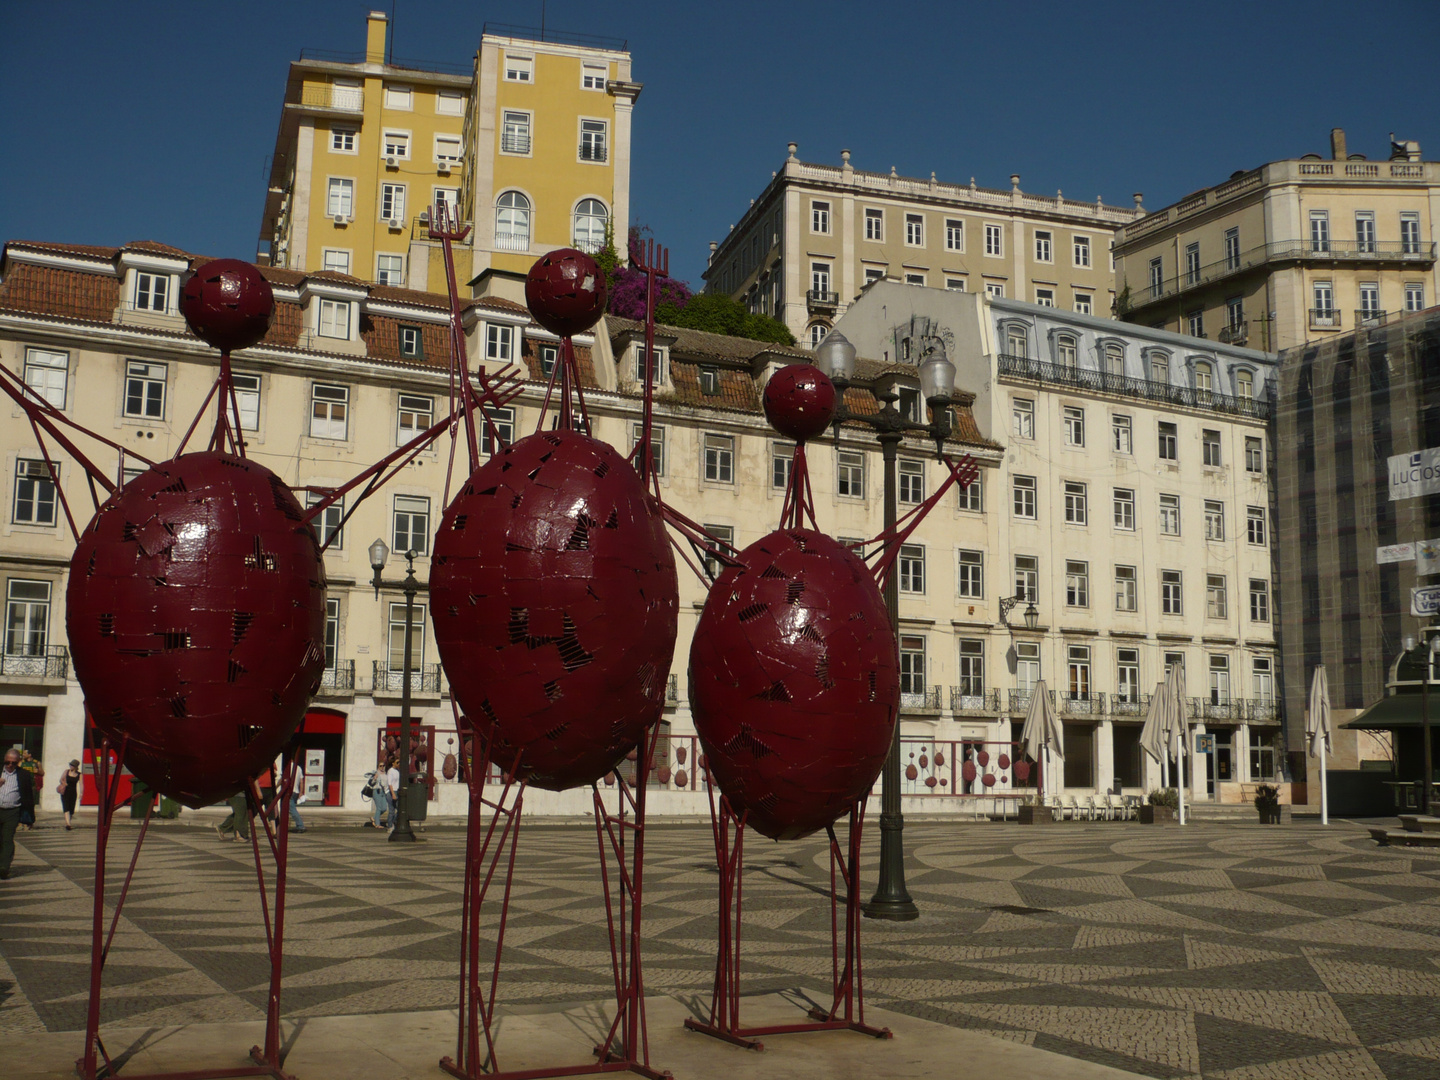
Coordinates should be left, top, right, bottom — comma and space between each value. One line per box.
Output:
1403, 629, 1438, 815
999, 592, 1040, 632
370, 538, 423, 843
815, 330, 958, 922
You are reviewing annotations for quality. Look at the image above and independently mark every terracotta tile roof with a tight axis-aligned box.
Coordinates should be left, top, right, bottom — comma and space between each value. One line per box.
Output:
666, 359, 760, 412
362, 314, 455, 369
0, 261, 119, 322
5, 240, 121, 261
124, 240, 192, 257
517, 337, 598, 388
607, 316, 809, 362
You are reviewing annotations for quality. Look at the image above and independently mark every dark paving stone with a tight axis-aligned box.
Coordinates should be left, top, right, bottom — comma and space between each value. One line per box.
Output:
1370, 1047, 1440, 1080
1334, 994, 1440, 1046
1194, 1012, 1354, 1074
1032, 1032, 1181, 1079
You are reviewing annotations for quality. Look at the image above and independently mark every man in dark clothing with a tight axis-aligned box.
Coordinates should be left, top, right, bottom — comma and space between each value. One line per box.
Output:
1, 748, 37, 879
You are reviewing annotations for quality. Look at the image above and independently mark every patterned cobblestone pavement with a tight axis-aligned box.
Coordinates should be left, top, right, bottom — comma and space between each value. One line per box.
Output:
3, 818, 1440, 1078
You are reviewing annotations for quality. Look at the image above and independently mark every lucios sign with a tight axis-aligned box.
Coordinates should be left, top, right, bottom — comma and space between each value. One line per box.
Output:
1390, 449, 1440, 501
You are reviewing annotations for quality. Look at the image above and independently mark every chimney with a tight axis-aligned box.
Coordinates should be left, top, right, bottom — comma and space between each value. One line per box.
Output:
1330, 128, 1347, 161
366, 10, 388, 64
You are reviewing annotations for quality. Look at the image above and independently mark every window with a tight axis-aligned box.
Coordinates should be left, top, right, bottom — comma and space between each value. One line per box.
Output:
1235, 368, 1253, 400
697, 365, 720, 396
957, 472, 982, 512
899, 636, 926, 697
481, 406, 514, 454
1355, 211, 1376, 253
865, 267, 885, 285
322, 249, 351, 274
898, 459, 924, 504
947, 278, 967, 291
1112, 414, 1132, 454
573, 59, 607, 89
704, 434, 734, 483
1209, 655, 1230, 702
1184, 242, 1200, 286
436, 89, 465, 115
486, 324, 515, 362
1227, 296, 1244, 332
905, 213, 924, 246
380, 183, 405, 222
1402, 213, 1422, 255
1313, 280, 1335, 323
1310, 211, 1330, 253
1150, 354, 1169, 384
1202, 428, 1221, 466
399, 325, 423, 359
899, 545, 925, 594
1161, 570, 1183, 615
1066, 560, 1089, 607
1006, 327, 1027, 357
810, 262, 832, 296
1187, 310, 1204, 338
387, 600, 426, 671
808, 322, 830, 348
945, 219, 963, 251
327, 178, 354, 219
1113, 488, 1135, 530
501, 110, 531, 155
12, 460, 56, 526
957, 640, 985, 698
1360, 282, 1381, 319
837, 450, 865, 497
1247, 506, 1266, 546
310, 384, 349, 439
383, 84, 412, 109
230, 372, 260, 431
1012, 397, 1034, 439
623, 423, 664, 477
537, 343, 558, 377
1016, 641, 1040, 689
984, 223, 1002, 256
1149, 257, 1163, 298
318, 298, 351, 339
864, 208, 884, 241
1252, 657, 1274, 705
905, 272, 926, 287
496, 191, 531, 250
1245, 437, 1263, 473
1074, 293, 1093, 315
397, 394, 433, 443
1034, 231, 1052, 262
1073, 235, 1091, 267
4, 579, 50, 656
1063, 481, 1087, 525
123, 360, 166, 419
1158, 421, 1177, 460
1116, 648, 1140, 703
377, 253, 404, 286
1193, 361, 1213, 400
700, 524, 734, 578
306, 492, 344, 550
770, 441, 792, 490
1224, 227, 1240, 270
434, 186, 459, 219
1249, 579, 1270, 622
579, 119, 608, 162
1035, 288, 1055, 307
1250, 727, 1275, 780
1063, 405, 1084, 446
806, 199, 831, 234
1105, 344, 1124, 376
1115, 565, 1137, 612
957, 550, 983, 597
1014, 555, 1038, 602
1204, 500, 1225, 541
23, 348, 67, 409
392, 495, 430, 555
1056, 337, 1078, 369
1159, 493, 1180, 535
133, 271, 169, 313
1013, 475, 1037, 519
985, 282, 1005, 298
504, 53, 532, 82
897, 387, 921, 423
1068, 645, 1091, 699
383, 131, 410, 159
331, 126, 356, 152
324, 598, 340, 669
1406, 283, 1425, 312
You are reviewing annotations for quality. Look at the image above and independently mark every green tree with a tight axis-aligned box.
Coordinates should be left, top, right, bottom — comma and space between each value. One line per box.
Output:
655, 292, 795, 347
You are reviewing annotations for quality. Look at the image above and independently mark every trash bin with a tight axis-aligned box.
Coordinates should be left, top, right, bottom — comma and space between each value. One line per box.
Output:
129, 782, 154, 819
407, 776, 429, 823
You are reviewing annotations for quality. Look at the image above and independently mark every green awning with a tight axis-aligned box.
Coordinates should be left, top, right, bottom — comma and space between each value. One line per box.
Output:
1343, 692, 1440, 730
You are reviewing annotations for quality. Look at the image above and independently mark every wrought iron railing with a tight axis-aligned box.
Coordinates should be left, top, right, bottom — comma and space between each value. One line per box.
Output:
1058, 692, 1106, 716
1308, 308, 1341, 330
299, 85, 364, 111
0, 646, 69, 679
1217, 322, 1248, 346
372, 662, 442, 694
1109, 693, 1150, 717
900, 685, 942, 711
997, 353, 1271, 421
579, 142, 608, 163
806, 289, 839, 308
500, 132, 531, 155
494, 230, 530, 252
1247, 699, 1280, 723
949, 688, 1001, 714
1188, 697, 1247, 722
1008, 687, 1056, 714
319, 660, 355, 692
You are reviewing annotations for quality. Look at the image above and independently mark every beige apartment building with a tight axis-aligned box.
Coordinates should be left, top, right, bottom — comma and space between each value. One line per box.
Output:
703, 144, 1142, 348
258, 11, 639, 294
1113, 129, 1438, 352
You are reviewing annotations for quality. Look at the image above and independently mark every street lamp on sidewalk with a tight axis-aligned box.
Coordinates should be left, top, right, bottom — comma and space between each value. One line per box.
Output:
815, 330, 958, 922
370, 538, 423, 843
1403, 628, 1439, 815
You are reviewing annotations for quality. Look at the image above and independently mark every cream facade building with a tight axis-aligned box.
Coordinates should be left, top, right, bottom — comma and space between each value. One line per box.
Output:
1113, 129, 1438, 353
259, 11, 638, 294
703, 145, 1141, 349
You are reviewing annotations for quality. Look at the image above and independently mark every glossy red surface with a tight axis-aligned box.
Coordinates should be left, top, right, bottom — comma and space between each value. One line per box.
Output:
689, 529, 899, 840
524, 249, 608, 337
67, 452, 327, 808
179, 259, 275, 353
761, 365, 837, 443
431, 431, 678, 791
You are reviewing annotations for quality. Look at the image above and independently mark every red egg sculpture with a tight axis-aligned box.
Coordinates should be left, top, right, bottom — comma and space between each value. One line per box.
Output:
762, 365, 837, 443
67, 452, 327, 808
180, 259, 275, 353
689, 529, 899, 841
430, 430, 678, 791
524, 249, 608, 338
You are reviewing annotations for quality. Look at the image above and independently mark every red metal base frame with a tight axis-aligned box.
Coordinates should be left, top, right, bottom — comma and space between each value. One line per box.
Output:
441, 732, 671, 1080
683, 789, 892, 1051
76, 736, 300, 1080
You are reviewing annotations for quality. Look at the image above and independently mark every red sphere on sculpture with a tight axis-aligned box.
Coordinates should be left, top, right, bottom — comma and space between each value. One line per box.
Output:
525, 249, 608, 337
67, 452, 327, 808
430, 430, 678, 791
689, 529, 899, 841
763, 365, 837, 443
180, 259, 275, 353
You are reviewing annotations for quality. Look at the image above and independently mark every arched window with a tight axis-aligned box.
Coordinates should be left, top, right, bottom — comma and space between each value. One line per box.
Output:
1147, 350, 1170, 384
495, 191, 531, 251
1104, 343, 1124, 377
808, 321, 831, 349
1194, 360, 1213, 401
1056, 335, 1078, 368
572, 198, 608, 253
1235, 368, 1254, 401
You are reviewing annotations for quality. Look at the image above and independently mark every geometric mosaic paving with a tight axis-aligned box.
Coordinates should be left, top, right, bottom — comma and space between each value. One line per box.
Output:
4, 819, 1440, 1078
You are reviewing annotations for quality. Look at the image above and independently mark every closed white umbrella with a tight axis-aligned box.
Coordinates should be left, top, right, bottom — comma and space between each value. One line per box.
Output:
1164, 665, 1189, 825
1020, 679, 1064, 805
1139, 682, 1170, 788
1307, 666, 1332, 825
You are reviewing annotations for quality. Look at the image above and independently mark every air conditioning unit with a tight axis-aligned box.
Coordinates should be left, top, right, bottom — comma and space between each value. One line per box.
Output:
386, 155, 399, 167
418, 210, 430, 224
387, 218, 402, 229
333, 214, 347, 225
437, 160, 451, 175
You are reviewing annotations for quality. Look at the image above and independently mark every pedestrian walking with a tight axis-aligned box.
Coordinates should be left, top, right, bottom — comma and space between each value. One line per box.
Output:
365, 753, 390, 829
58, 759, 81, 830
287, 756, 308, 833
1, 748, 37, 879
386, 756, 401, 832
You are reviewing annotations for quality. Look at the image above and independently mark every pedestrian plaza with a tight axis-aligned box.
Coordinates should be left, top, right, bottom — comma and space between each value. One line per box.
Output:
3, 818, 1440, 1079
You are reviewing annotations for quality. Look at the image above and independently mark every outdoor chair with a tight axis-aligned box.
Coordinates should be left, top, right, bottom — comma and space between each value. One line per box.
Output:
1063, 793, 1087, 821
1105, 791, 1126, 820
1048, 794, 1069, 820
1088, 794, 1110, 821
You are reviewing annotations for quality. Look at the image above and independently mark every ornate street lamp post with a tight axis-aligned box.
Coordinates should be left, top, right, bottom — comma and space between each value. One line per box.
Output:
1403, 629, 1439, 815
815, 330, 958, 922
370, 538, 423, 843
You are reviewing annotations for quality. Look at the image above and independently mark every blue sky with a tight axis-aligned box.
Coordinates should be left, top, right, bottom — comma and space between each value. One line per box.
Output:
2, 0, 1437, 287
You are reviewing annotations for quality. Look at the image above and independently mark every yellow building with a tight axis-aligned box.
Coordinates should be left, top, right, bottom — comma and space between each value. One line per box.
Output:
259, 11, 639, 295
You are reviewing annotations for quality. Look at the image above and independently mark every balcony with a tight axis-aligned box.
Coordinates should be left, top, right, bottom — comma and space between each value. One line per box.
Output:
1355, 308, 1391, 329
1109, 692, 1151, 718
0, 645, 69, 682
1246, 699, 1280, 724
901, 685, 942, 713
318, 660, 355, 695
500, 132, 531, 155
372, 662, 443, 696
949, 688, 1001, 715
1217, 322, 1248, 346
494, 230, 530, 253
1008, 687, 1056, 714
1058, 691, 1106, 717
1188, 697, 1247, 722
997, 353, 1271, 421
806, 289, 839, 313
665, 673, 679, 705
1308, 307, 1342, 331
579, 142, 608, 163
299, 85, 363, 112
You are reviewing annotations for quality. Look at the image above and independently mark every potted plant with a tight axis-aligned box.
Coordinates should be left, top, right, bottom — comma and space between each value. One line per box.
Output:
1140, 788, 1178, 824
1018, 792, 1052, 825
1254, 783, 1290, 824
